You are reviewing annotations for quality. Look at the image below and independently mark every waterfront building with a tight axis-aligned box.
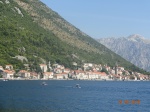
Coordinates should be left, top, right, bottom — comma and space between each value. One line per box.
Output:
3, 70, 15, 79
43, 72, 54, 79
18, 70, 30, 78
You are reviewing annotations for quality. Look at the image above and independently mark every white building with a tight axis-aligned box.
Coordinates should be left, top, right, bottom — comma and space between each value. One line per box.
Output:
3, 70, 15, 79
0, 66, 4, 71
5, 65, 13, 70
39, 64, 47, 72
18, 70, 30, 78
43, 72, 54, 79
74, 70, 87, 80
63, 68, 70, 73
54, 74, 63, 79
30, 72, 39, 79
99, 72, 109, 80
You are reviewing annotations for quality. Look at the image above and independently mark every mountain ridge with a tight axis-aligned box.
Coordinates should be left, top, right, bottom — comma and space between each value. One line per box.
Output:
98, 34, 150, 72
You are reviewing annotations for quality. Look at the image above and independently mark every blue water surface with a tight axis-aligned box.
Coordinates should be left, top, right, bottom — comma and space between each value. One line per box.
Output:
0, 80, 150, 112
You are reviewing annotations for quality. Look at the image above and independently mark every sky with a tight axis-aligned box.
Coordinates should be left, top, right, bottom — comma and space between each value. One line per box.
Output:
40, 0, 150, 39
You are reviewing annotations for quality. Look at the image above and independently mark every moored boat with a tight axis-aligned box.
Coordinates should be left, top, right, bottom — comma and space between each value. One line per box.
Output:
75, 84, 81, 88
41, 82, 48, 86
3, 79, 8, 81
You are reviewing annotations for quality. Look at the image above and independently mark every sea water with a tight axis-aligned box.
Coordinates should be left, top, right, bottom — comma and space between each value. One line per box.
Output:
0, 80, 150, 112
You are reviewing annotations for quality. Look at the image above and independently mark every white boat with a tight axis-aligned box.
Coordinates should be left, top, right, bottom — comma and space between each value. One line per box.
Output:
3, 79, 8, 81
75, 84, 81, 88
41, 82, 48, 86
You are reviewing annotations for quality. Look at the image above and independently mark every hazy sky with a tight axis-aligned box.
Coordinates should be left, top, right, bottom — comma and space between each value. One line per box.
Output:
40, 0, 150, 39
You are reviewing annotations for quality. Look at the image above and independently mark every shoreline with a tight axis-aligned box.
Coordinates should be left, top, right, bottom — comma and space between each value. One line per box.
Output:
0, 78, 149, 81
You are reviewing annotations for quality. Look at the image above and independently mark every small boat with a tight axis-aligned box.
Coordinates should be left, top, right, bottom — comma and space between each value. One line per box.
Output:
41, 82, 47, 86
3, 79, 8, 81
75, 84, 81, 88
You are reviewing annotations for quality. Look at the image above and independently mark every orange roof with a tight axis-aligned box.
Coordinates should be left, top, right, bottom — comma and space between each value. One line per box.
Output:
74, 70, 85, 73
55, 74, 63, 76
61, 72, 68, 74
6, 64, 13, 66
30, 72, 38, 76
92, 71, 102, 75
19, 70, 28, 73
4, 70, 15, 74
43, 72, 53, 75
64, 68, 70, 71
87, 72, 107, 76
39, 64, 47, 66
100, 72, 107, 76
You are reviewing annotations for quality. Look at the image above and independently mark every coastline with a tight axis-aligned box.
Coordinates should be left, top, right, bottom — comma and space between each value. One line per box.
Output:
0, 78, 149, 81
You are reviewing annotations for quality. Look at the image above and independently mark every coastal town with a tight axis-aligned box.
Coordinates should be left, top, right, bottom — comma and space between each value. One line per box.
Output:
0, 62, 149, 81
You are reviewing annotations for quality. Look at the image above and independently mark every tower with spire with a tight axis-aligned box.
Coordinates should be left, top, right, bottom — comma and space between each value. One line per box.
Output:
48, 61, 52, 71
115, 62, 118, 75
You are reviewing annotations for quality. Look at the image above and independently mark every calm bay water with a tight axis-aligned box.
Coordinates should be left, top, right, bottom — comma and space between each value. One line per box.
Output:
0, 80, 150, 112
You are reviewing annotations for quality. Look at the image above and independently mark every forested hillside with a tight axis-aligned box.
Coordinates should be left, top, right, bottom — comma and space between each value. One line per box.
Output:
0, 0, 148, 74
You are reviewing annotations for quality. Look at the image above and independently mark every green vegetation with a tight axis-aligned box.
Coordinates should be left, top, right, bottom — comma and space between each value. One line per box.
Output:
101, 68, 109, 75
0, 0, 149, 75
0, 72, 2, 78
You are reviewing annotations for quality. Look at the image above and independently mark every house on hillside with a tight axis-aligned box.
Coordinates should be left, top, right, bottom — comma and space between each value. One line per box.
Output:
5, 65, 13, 70
105, 66, 111, 71
0, 66, 4, 71
61, 72, 69, 79
99, 72, 109, 80
86, 72, 98, 79
118, 67, 125, 71
3, 70, 15, 79
43, 72, 54, 79
54, 74, 63, 79
30, 72, 39, 79
139, 74, 148, 80
39, 64, 47, 72
73, 70, 87, 80
87, 72, 107, 80
53, 64, 65, 69
63, 68, 70, 73
83, 63, 93, 71
18, 70, 30, 78
54, 68, 63, 74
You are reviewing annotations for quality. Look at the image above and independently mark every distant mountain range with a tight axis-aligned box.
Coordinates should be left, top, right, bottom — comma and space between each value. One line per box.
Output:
97, 34, 150, 71
0, 0, 147, 74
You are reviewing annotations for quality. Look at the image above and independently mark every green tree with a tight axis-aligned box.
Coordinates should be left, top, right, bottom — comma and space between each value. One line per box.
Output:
101, 67, 109, 75
0, 72, 2, 78
122, 71, 126, 76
